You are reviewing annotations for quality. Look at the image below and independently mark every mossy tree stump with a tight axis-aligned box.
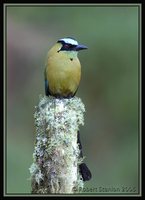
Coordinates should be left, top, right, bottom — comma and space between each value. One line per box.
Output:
29, 96, 85, 194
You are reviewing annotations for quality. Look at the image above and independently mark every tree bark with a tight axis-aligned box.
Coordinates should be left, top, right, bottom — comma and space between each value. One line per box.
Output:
29, 95, 85, 194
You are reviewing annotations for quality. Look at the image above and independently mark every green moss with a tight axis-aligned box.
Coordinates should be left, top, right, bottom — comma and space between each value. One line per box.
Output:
30, 95, 85, 193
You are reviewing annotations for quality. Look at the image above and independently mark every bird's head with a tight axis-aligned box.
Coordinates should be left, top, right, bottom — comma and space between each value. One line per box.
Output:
48, 37, 88, 59
57, 37, 88, 52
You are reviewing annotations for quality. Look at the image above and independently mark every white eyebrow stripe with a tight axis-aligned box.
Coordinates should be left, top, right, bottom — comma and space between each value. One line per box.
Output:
59, 38, 78, 45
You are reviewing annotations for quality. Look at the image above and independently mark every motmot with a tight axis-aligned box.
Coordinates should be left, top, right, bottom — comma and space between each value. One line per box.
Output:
44, 37, 92, 181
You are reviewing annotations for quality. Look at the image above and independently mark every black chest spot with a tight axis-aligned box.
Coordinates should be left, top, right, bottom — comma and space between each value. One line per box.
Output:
70, 58, 73, 61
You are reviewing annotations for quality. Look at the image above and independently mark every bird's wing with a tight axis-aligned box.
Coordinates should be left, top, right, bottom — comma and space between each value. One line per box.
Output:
44, 68, 51, 96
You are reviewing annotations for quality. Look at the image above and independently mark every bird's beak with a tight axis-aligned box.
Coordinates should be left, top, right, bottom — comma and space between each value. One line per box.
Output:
75, 44, 88, 51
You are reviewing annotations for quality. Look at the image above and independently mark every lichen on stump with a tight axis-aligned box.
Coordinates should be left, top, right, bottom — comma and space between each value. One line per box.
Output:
29, 95, 85, 194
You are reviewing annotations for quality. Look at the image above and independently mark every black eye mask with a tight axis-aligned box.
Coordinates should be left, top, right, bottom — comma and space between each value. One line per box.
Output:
58, 41, 77, 52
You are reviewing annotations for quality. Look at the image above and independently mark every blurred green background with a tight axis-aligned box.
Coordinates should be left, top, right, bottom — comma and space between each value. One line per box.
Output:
6, 5, 139, 194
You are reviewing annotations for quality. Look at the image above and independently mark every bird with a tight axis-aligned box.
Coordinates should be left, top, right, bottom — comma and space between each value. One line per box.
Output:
44, 37, 87, 98
44, 37, 92, 181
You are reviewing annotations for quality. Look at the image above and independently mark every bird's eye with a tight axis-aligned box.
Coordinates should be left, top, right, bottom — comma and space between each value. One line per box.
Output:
59, 43, 75, 51
64, 44, 70, 49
